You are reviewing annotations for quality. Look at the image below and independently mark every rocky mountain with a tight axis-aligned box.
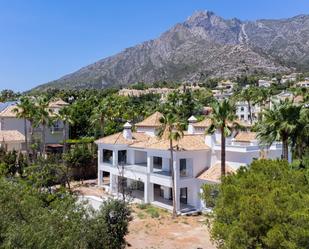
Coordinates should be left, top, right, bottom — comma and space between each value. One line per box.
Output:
34, 11, 309, 90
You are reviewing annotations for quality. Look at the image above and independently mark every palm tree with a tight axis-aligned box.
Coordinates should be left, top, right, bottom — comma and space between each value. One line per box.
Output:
35, 97, 50, 155
256, 99, 303, 161
54, 106, 74, 154
206, 100, 237, 177
90, 97, 111, 137
158, 111, 184, 218
13, 97, 36, 161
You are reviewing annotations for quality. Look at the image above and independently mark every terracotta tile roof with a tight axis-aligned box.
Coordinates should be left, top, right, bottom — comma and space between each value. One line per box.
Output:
135, 111, 163, 127
131, 134, 210, 151
234, 120, 253, 128
96, 130, 210, 151
193, 118, 212, 128
0, 130, 25, 142
0, 105, 20, 117
293, 95, 304, 103
95, 132, 150, 145
197, 163, 236, 183
234, 132, 257, 142
48, 99, 69, 108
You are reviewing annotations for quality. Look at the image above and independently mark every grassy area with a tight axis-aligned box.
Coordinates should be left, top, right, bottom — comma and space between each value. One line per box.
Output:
134, 203, 168, 219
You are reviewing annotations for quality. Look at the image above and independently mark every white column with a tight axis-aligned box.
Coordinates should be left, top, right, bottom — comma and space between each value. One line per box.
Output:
98, 149, 101, 164
144, 182, 149, 203
110, 174, 116, 194
97, 170, 103, 186
112, 150, 118, 166
173, 159, 180, 211
149, 183, 154, 202
147, 155, 153, 173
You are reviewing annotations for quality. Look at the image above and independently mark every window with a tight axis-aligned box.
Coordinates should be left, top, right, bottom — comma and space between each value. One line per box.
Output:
153, 157, 162, 169
240, 107, 244, 112
240, 114, 244, 120
118, 150, 127, 165
180, 159, 187, 177
180, 188, 188, 204
103, 150, 113, 164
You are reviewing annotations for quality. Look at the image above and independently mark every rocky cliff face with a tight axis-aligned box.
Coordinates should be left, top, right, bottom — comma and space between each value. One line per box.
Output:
34, 11, 309, 90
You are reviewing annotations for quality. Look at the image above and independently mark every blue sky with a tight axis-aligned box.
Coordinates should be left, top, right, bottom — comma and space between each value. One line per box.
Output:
1, 0, 309, 92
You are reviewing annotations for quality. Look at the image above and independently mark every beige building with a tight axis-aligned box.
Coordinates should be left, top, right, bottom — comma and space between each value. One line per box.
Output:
0, 99, 69, 151
0, 130, 25, 151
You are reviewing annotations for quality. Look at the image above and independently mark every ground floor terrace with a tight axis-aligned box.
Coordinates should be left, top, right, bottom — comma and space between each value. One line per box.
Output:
98, 170, 202, 214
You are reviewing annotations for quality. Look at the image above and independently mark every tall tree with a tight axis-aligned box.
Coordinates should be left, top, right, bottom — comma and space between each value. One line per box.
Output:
90, 97, 112, 138
54, 106, 74, 154
158, 111, 184, 218
13, 97, 35, 161
206, 100, 237, 177
35, 97, 50, 155
256, 99, 303, 161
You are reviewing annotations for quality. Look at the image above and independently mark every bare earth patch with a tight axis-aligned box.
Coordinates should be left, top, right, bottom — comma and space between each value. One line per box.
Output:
72, 180, 216, 249
127, 205, 216, 249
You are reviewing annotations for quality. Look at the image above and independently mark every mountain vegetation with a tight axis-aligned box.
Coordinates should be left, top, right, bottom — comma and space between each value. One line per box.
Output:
33, 11, 309, 91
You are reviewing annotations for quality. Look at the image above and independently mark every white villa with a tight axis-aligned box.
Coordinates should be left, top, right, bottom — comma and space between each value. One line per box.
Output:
235, 101, 261, 122
0, 99, 69, 152
95, 111, 283, 213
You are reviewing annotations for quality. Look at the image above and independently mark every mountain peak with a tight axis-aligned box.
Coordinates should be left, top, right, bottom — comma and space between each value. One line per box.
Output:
186, 10, 215, 23
33, 12, 308, 91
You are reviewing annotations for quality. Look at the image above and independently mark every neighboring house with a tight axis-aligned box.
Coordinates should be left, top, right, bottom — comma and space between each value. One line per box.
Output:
235, 101, 261, 122
95, 112, 282, 213
270, 91, 303, 108
217, 80, 235, 92
295, 81, 309, 88
258, 79, 272, 88
0, 101, 17, 113
0, 99, 69, 151
212, 80, 235, 101
281, 73, 299, 84
0, 130, 25, 151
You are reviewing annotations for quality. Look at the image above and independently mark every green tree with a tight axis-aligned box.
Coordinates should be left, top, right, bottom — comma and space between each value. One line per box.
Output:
206, 159, 309, 249
206, 100, 237, 176
158, 110, 184, 218
54, 106, 74, 154
34, 97, 51, 155
90, 97, 114, 138
0, 177, 131, 249
63, 144, 95, 183
256, 100, 304, 161
13, 97, 35, 160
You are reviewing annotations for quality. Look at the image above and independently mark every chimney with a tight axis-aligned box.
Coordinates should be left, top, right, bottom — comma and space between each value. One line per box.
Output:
123, 122, 132, 139
187, 116, 197, 134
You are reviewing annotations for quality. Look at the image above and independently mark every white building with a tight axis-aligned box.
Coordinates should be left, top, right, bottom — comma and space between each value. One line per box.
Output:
295, 81, 309, 88
235, 101, 261, 122
258, 79, 272, 88
212, 80, 235, 100
0, 99, 69, 152
96, 112, 283, 213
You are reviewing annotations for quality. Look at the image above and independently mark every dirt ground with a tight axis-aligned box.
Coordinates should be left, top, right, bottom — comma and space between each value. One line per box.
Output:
72, 180, 217, 249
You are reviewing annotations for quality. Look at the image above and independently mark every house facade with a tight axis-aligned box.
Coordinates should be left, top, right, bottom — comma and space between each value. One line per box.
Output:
96, 112, 283, 213
235, 101, 261, 122
0, 99, 69, 151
